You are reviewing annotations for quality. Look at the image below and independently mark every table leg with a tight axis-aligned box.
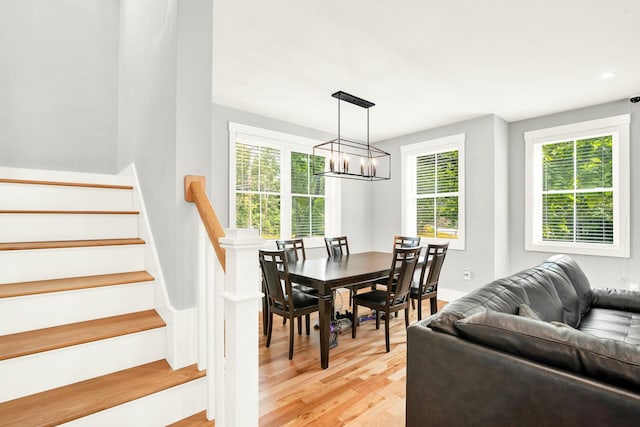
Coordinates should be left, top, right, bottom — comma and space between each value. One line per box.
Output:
318, 295, 332, 369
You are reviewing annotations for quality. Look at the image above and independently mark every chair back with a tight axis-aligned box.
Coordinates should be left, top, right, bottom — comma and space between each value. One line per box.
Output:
324, 236, 350, 257
393, 235, 421, 249
259, 250, 292, 310
388, 246, 422, 302
275, 239, 306, 263
417, 243, 449, 294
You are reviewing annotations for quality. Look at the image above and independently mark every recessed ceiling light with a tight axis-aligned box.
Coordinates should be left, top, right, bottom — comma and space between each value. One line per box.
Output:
599, 72, 615, 79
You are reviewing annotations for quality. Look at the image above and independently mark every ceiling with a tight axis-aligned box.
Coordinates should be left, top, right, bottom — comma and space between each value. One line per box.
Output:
213, 0, 640, 142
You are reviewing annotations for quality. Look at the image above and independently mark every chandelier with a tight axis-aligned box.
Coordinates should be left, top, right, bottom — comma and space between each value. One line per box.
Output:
313, 91, 390, 181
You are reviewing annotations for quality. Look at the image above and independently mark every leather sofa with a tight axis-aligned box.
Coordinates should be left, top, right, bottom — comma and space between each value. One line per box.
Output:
406, 255, 640, 427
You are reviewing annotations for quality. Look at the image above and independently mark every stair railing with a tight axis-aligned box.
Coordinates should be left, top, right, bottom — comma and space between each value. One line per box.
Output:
185, 175, 263, 427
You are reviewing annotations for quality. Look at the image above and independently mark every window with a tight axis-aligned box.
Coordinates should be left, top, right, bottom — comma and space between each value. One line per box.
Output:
525, 114, 630, 257
291, 152, 325, 238
401, 134, 465, 250
229, 123, 340, 243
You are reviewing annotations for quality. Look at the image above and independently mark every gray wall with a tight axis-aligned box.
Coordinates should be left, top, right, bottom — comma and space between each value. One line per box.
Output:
211, 103, 374, 256
508, 99, 640, 289
118, 0, 213, 309
372, 115, 506, 294
0, 0, 119, 173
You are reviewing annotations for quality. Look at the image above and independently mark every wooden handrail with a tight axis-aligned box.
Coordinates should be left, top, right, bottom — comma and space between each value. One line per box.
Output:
184, 175, 226, 271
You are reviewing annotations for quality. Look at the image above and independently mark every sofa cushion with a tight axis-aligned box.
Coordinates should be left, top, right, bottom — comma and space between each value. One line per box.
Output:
533, 263, 581, 327
592, 288, 640, 313
579, 308, 640, 345
518, 303, 541, 320
428, 281, 526, 336
455, 310, 640, 391
501, 270, 565, 323
546, 254, 593, 317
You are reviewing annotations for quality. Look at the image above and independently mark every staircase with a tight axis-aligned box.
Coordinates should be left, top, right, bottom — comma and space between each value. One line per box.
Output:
0, 168, 209, 426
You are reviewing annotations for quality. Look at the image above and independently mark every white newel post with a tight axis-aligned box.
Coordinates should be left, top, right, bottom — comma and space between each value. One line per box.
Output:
219, 229, 264, 427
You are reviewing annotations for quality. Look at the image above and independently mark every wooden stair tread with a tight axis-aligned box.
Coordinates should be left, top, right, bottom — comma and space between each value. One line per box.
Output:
0, 310, 165, 361
0, 271, 154, 298
0, 209, 139, 214
0, 360, 205, 427
169, 411, 215, 427
0, 178, 133, 190
0, 238, 145, 251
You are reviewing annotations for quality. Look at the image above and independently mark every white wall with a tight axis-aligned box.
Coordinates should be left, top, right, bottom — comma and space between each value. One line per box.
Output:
118, 0, 213, 309
493, 115, 509, 278
372, 115, 505, 294
0, 0, 119, 173
508, 99, 640, 289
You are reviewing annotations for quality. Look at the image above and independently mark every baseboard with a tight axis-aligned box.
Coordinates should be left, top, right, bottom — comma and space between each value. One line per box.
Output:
438, 287, 468, 302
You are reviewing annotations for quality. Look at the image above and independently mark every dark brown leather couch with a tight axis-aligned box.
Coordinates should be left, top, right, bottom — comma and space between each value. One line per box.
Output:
406, 255, 640, 427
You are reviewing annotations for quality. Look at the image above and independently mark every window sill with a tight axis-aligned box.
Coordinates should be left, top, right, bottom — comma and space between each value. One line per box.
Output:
525, 241, 629, 258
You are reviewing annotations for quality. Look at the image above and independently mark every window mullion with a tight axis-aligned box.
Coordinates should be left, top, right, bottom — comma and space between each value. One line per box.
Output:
281, 147, 292, 239
573, 140, 577, 243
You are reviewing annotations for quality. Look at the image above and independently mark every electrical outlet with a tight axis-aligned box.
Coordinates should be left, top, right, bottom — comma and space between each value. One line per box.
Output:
463, 270, 471, 281
629, 283, 640, 291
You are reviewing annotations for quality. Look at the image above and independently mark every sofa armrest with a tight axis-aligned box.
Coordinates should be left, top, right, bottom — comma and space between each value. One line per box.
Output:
592, 288, 640, 312
407, 322, 640, 427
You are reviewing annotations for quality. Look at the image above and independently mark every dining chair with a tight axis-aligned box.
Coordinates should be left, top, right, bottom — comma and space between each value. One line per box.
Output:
409, 243, 448, 320
324, 236, 350, 257
393, 235, 421, 249
376, 235, 422, 305
259, 250, 319, 360
276, 238, 306, 262
324, 235, 369, 306
351, 246, 422, 352
275, 238, 316, 330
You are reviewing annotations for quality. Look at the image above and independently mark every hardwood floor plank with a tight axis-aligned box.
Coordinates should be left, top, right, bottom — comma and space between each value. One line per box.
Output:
0, 238, 145, 251
0, 271, 154, 298
259, 295, 447, 426
0, 310, 165, 360
0, 360, 204, 427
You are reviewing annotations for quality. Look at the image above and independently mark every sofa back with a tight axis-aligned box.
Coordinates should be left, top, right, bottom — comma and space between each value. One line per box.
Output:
429, 254, 590, 335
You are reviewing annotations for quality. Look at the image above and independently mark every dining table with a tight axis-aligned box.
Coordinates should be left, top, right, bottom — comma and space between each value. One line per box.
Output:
286, 251, 396, 369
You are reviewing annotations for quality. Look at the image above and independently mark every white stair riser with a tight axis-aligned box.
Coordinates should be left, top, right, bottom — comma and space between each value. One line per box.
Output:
0, 167, 134, 187
0, 328, 166, 403
0, 282, 155, 335
0, 245, 146, 284
60, 377, 207, 427
0, 214, 139, 243
0, 184, 133, 211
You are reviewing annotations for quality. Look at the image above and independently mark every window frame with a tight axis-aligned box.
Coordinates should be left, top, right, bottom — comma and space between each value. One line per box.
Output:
524, 114, 630, 257
229, 122, 341, 248
401, 133, 466, 250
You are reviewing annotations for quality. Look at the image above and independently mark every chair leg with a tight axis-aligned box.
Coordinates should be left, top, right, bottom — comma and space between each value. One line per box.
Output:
305, 314, 310, 335
375, 310, 380, 330
298, 316, 302, 335
417, 297, 423, 321
430, 297, 438, 315
266, 312, 274, 348
384, 311, 391, 352
404, 307, 409, 328
289, 316, 295, 360
411, 298, 415, 309
352, 303, 358, 338
283, 317, 286, 325
262, 297, 269, 336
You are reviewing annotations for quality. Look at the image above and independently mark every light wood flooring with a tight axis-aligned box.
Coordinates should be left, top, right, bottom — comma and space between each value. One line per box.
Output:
259, 294, 447, 426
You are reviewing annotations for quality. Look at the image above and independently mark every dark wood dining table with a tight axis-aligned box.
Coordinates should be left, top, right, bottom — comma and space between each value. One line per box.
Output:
286, 251, 395, 369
